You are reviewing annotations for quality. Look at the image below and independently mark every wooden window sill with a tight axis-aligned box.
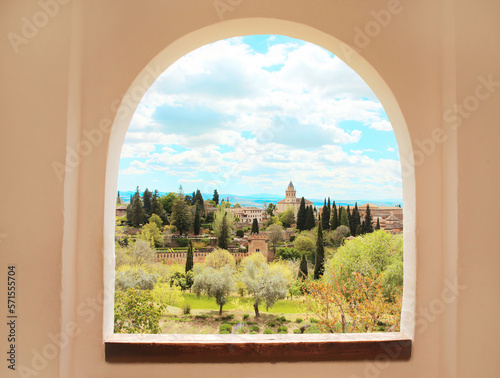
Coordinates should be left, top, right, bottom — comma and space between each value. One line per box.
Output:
105, 332, 411, 363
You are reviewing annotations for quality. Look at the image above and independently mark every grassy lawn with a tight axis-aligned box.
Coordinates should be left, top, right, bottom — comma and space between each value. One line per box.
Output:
181, 293, 309, 314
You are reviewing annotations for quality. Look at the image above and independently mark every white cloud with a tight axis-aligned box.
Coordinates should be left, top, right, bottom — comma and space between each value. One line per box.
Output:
369, 120, 393, 131
118, 36, 401, 200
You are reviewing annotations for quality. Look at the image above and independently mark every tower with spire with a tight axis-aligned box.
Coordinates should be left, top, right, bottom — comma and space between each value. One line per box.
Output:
285, 181, 296, 203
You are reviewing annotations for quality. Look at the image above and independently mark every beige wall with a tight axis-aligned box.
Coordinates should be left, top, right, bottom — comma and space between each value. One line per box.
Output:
1, 0, 499, 377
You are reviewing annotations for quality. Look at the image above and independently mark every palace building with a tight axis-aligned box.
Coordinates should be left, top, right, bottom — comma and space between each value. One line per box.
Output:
276, 181, 313, 216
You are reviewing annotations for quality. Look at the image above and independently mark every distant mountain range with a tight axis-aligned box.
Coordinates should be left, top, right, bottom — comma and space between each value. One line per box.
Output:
117, 190, 402, 208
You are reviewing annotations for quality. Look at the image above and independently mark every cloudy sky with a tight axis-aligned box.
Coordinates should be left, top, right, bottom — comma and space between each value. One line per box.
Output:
118, 35, 402, 201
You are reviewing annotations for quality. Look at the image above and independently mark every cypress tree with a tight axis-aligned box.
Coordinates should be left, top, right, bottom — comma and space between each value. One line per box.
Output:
116, 191, 122, 205
195, 189, 205, 214
185, 240, 194, 273
346, 205, 351, 229
296, 197, 307, 231
340, 207, 349, 227
313, 219, 325, 279
356, 224, 362, 236
330, 201, 338, 230
322, 198, 330, 231
350, 203, 361, 236
363, 204, 374, 234
251, 218, 259, 234
193, 206, 201, 235
218, 214, 229, 250
375, 218, 381, 230
143, 188, 152, 217
305, 205, 315, 230
213, 189, 219, 205
298, 252, 308, 280
128, 186, 146, 227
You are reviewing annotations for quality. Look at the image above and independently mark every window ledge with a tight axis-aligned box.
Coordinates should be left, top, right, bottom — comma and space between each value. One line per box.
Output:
105, 332, 411, 363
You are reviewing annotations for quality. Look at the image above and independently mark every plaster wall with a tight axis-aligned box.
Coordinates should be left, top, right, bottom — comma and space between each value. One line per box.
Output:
1, 0, 499, 377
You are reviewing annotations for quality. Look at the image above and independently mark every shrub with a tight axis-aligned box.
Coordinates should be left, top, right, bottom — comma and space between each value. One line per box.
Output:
249, 325, 260, 332
245, 321, 257, 325
236, 229, 244, 237
263, 328, 273, 334
177, 237, 189, 247
250, 331, 257, 334
295, 318, 303, 324
277, 325, 288, 333
305, 325, 321, 334
266, 321, 276, 327
115, 266, 158, 291
289, 235, 295, 242
242, 314, 250, 320
152, 283, 185, 308
219, 330, 230, 334
309, 318, 318, 323
277, 316, 288, 323
293, 329, 301, 334
114, 288, 165, 334
182, 303, 191, 315
221, 314, 234, 321
219, 324, 232, 332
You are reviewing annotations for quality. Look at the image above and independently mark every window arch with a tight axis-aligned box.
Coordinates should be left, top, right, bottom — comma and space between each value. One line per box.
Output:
104, 18, 415, 361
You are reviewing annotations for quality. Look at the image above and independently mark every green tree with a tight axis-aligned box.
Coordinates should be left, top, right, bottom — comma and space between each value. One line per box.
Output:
242, 253, 289, 317
350, 203, 361, 236
205, 248, 236, 270
251, 218, 259, 234
325, 230, 403, 300
264, 202, 276, 218
330, 201, 338, 230
114, 288, 165, 334
322, 199, 330, 231
213, 189, 219, 205
143, 188, 152, 218
267, 224, 284, 257
279, 207, 295, 228
148, 213, 163, 230
127, 186, 146, 227
185, 240, 194, 273
116, 191, 123, 205
141, 221, 163, 248
375, 218, 381, 230
171, 191, 192, 235
340, 207, 349, 227
296, 197, 307, 231
195, 189, 205, 214
159, 192, 177, 215
212, 203, 235, 237
192, 265, 235, 315
275, 247, 301, 261
363, 204, 374, 234
305, 205, 315, 230
294, 235, 315, 255
151, 190, 168, 224
218, 213, 230, 249
313, 219, 325, 279
193, 206, 201, 235
298, 252, 308, 280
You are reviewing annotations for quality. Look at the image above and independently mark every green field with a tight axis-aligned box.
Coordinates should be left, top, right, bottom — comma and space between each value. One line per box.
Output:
180, 293, 309, 314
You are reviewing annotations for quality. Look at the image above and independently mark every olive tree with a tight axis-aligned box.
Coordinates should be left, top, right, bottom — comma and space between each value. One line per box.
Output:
242, 253, 289, 317
192, 265, 235, 315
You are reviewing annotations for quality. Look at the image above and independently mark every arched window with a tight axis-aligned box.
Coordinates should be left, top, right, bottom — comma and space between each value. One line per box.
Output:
104, 26, 415, 363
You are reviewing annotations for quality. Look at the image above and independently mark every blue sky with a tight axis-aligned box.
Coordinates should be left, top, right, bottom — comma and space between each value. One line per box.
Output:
118, 35, 402, 201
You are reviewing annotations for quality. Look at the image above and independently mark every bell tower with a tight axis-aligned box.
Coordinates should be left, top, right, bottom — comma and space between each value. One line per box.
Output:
285, 181, 296, 203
